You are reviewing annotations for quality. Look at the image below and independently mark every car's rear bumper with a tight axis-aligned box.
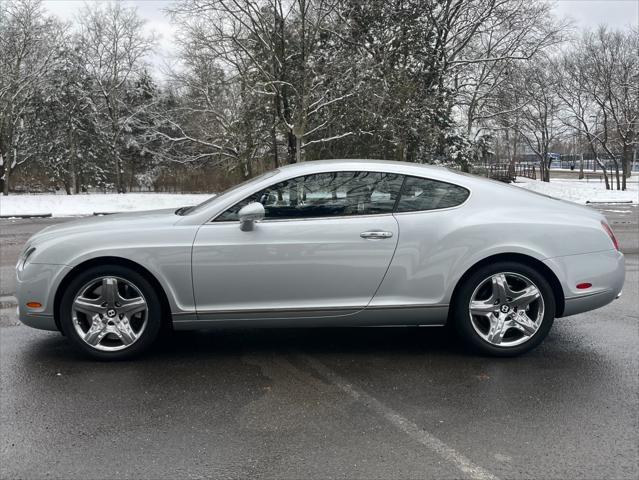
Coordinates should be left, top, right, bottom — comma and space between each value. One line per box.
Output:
544, 249, 625, 317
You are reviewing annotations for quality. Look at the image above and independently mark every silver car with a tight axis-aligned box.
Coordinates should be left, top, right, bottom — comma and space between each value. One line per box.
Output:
15, 160, 625, 359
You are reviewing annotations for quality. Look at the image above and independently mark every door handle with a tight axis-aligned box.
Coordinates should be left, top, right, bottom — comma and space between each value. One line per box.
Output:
360, 230, 394, 239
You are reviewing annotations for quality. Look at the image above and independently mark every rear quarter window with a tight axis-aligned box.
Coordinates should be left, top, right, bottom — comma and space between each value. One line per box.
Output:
396, 176, 470, 212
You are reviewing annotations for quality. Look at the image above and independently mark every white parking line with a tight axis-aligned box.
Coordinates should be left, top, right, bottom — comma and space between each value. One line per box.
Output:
298, 353, 500, 480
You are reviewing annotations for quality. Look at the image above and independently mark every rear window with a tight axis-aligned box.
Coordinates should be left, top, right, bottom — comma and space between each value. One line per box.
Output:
396, 176, 469, 212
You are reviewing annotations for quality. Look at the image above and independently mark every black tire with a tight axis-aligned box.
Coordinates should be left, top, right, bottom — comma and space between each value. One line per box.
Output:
59, 265, 163, 360
452, 261, 555, 357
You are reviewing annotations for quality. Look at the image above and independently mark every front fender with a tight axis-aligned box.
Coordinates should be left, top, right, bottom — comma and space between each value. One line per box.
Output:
16, 262, 71, 331
28, 224, 199, 315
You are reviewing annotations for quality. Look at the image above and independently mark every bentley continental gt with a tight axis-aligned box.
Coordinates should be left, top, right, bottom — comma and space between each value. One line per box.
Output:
16, 160, 625, 359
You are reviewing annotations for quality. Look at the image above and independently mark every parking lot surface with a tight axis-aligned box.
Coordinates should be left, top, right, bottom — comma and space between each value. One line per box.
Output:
1, 205, 637, 479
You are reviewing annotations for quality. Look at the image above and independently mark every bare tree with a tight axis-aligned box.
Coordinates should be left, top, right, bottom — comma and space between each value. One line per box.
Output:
76, 2, 155, 193
149, 33, 269, 177
169, 0, 355, 165
558, 50, 612, 188
456, 0, 569, 142
557, 28, 638, 190
491, 78, 526, 167
511, 58, 564, 182
583, 28, 638, 190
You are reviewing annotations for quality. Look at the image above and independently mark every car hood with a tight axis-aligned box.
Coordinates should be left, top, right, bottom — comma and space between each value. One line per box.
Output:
27, 208, 180, 247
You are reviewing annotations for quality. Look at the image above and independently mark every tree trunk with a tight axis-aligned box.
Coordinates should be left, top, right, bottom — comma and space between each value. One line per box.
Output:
295, 134, 302, 163
2, 167, 10, 196
112, 141, 125, 193
116, 155, 125, 193
241, 156, 252, 178
540, 149, 550, 182
613, 161, 620, 190
621, 145, 632, 190
271, 121, 279, 169
128, 164, 136, 192
397, 140, 405, 163
597, 157, 610, 190
602, 170, 610, 190
74, 170, 81, 194
287, 130, 296, 164
112, 138, 121, 192
0, 151, 6, 196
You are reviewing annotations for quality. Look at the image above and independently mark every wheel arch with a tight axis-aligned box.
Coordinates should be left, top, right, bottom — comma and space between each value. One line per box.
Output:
449, 252, 565, 319
53, 256, 173, 332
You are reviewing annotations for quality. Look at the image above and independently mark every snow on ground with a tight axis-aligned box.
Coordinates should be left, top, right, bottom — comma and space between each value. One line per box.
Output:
0, 193, 212, 217
514, 177, 638, 204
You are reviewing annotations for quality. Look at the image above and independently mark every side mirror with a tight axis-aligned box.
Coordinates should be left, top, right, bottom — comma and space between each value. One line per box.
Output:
238, 202, 265, 231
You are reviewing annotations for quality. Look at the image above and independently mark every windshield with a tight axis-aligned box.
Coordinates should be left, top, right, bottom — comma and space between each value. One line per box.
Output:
179, 169, 279, 215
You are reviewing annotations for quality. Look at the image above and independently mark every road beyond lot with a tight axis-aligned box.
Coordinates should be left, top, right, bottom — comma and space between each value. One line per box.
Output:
1, 206, 638, 479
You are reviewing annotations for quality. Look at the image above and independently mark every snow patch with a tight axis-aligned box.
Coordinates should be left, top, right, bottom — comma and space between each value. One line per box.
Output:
513, 178, 638, 204
0, 193, 212, 217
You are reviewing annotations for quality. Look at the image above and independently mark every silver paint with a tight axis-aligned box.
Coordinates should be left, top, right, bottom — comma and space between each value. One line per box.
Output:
15, 159, 625, 333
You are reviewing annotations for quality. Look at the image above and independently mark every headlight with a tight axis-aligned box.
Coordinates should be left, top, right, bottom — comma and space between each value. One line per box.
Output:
16, 247, 36, 272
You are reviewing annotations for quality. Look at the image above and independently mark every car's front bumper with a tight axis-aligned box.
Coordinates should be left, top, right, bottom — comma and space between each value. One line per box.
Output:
544, 249, 625, 317
16, 263, 71, 331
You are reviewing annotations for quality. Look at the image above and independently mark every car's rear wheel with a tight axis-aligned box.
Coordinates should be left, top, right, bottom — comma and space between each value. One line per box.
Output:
59, 265, 162, 360
452, 261, 555, 356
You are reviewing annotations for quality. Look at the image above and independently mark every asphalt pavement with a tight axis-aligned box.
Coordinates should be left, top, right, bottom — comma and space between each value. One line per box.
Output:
1, 205, 637, 479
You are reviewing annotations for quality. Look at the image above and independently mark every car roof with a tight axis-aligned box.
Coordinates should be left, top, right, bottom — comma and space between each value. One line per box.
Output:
278, 159, 461, 180
280, 158, 441, 170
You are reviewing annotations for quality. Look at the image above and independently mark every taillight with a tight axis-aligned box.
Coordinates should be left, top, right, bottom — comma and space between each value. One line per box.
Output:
601, 221, 620, 251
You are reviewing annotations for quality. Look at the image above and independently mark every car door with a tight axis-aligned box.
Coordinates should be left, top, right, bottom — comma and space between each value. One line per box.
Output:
371, 175, 472, 308
192, 170, 404, 318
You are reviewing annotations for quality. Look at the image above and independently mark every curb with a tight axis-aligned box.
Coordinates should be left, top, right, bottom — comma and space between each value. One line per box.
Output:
586, 201, 634, 204
0, 295, 17, 307
0, 212, 125, 218
0, 213, 52, 219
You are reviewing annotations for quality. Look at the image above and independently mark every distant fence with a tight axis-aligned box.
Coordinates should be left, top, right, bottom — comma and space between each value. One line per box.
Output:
517, 160, 619, 177
516, 153, 638, 172
555, 155, 638, 172
515, 164, 536, 179
487, 163, 536, 182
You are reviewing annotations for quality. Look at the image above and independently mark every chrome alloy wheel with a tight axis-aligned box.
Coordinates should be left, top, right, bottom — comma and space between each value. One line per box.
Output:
468, 272, 545, 347
71, 276, 148, 352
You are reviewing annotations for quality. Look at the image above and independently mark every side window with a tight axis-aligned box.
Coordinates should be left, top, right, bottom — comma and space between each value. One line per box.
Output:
396, 176, 469, 212
215, 171, 404, 221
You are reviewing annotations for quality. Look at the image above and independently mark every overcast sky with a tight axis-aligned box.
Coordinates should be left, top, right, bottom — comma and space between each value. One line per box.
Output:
43, 0, 177, 75
42, 0, 639, 27
553, 0, 638, 29
42, 0, 639, 77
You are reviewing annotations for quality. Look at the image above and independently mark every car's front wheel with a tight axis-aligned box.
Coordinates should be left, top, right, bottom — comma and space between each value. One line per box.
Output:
59, 265, 162, 360
452, 261, 555, 356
